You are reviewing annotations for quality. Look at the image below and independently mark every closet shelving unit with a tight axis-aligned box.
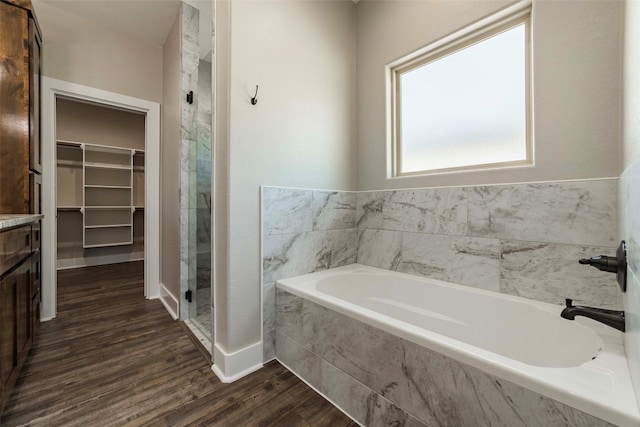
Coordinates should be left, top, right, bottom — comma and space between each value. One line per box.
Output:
56, 140, 145, 249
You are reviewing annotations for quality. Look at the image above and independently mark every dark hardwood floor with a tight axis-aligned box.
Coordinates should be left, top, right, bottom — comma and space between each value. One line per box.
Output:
1, 261, 356, 426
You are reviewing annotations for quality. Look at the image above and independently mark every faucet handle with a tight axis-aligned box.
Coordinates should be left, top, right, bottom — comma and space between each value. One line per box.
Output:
565, 298, 573, 308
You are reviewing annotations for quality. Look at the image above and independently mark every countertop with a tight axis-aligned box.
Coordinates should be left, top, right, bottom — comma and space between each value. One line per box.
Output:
0, 214, 44, 231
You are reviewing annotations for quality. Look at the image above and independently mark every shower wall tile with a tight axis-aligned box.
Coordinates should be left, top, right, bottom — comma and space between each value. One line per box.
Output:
276, 331, 322, 390
467, 180, 617, 247
354, 179, 619, 307
320, 360, 427, 427
311, 191, 356, 231
267, 180, 620, 364
620, 157, 640, 411
263, 187, 313, 235
620, 160, 640, 274
400, 233, 500, 291
263, 282, 276, 333
500, 241, 619, 308
624, 269, 640, 409
357, 229, 402, 270
382, 188, 467, 235
263, 229, 357, 284
262, 187, 358, 362
277, 289, 615, 427
263, 329, 275, 362
196, 207, 210, 245
356, 191, 388, 229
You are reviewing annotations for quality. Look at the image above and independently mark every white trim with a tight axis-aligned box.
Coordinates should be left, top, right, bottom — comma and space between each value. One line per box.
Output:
385, 0, 533, 180
56, 253, 144, 270
211, 341, 263, 383
41, 77, 161, 321
159, 283, 179, 319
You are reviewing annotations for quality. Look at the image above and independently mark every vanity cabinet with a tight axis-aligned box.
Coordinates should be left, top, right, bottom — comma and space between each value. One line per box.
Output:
0, 222, 39, 413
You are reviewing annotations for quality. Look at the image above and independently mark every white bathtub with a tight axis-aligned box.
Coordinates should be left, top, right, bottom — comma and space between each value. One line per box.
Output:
277, 264, 640, 427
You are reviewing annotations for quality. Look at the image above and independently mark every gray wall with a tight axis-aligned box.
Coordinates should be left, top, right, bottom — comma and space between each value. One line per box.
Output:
216, 0, 357, 355
356, 0, 622, 190
33, 1, 163, 104
161, 13, 181, 302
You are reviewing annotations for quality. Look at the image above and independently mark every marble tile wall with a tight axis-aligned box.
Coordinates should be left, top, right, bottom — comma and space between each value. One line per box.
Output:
179, 2, 200, 320
264, 180, 620, 361
357, 180, 620, 309
196, 59, 212, 291
262, 187, 357, 361
620, 160, 640, 410
276, 289, 615, 427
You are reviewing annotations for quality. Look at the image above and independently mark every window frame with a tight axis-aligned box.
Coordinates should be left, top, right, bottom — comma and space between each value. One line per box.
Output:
389, 6, 533, 178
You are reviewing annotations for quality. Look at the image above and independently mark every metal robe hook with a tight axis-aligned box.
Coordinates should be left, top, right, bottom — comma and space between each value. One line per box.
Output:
251, 85, 259, 105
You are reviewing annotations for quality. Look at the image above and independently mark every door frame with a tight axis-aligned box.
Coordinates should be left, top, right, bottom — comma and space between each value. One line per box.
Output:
41, 77, 161, 320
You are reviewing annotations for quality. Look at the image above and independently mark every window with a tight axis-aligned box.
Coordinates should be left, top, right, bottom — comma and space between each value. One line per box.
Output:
390, 8, 532, 177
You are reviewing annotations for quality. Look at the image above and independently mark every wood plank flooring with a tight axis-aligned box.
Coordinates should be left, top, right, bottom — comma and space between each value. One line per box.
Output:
0, 262, 356, 426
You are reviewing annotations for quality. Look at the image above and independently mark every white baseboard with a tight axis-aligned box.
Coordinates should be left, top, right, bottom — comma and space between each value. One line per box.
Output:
159, 283, 179, 319
57, 253, 144, 270
212, 341, 263, 383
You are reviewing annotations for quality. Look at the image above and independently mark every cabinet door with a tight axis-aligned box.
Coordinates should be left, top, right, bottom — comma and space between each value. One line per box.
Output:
30, 249, 40, 341
0, 2, 30, 214
0, 270, 18, 392
16, 260, 32, 359
29, 17, 42, 174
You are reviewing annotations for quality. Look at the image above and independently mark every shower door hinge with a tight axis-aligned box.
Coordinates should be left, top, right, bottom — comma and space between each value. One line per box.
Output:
185, 290, 193, 303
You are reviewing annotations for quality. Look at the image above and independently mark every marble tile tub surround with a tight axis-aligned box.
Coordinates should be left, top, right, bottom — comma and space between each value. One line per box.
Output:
262, 187, 357, 361
276, 289, 617, 427
356, 179, 620, 309
619, 159, 640, 411
263, 180, 619, 361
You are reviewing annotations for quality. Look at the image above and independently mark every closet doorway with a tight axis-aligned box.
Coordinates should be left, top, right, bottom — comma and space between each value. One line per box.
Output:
41, 78, 161, 320
56, 99, 145, 271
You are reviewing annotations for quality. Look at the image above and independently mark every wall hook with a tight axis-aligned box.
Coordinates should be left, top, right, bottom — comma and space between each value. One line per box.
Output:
251, 85, 259, 105
186, 90, 194, 104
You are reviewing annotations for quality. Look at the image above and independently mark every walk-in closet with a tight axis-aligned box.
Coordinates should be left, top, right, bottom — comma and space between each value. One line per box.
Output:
55, 98, 145, 273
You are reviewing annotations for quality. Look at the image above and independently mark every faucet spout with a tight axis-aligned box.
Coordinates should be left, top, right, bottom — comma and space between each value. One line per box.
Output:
561, 299, 625, 332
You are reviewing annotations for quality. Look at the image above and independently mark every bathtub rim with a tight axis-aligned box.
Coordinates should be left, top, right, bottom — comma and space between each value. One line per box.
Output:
276, 263, 640, 427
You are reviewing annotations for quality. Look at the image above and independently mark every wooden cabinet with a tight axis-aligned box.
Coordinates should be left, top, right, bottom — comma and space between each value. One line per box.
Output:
1, 0, 42, 414
0, 223, 38, 413
29, 16, 42, 174
0, 0, 42, 214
